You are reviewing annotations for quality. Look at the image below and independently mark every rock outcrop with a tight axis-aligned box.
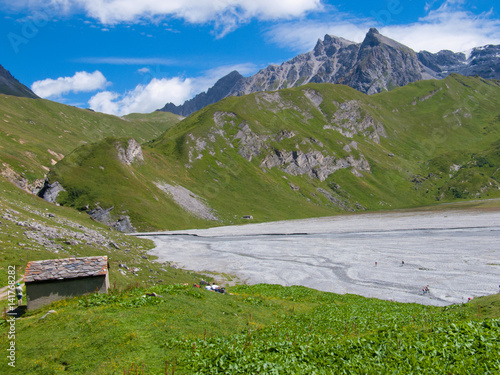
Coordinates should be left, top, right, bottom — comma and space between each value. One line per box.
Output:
261, 150, 370, 181
88, 205, 136, 233
183, 91, 377, 184
324, 99, 386, 143
39, 181, 65, 203
116, 139, 144, 165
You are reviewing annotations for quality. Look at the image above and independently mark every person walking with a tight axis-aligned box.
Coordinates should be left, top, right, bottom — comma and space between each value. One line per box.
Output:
15, 283, 23, 306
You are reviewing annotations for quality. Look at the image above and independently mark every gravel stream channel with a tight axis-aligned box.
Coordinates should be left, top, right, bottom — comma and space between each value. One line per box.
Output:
136, 209, 500, 306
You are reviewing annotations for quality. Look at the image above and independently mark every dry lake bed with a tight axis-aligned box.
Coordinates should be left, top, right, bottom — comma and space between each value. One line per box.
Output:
139, 209, 500, 306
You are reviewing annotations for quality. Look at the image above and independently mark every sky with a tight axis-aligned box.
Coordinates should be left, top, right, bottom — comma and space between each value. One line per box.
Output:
0, 0, 499, 116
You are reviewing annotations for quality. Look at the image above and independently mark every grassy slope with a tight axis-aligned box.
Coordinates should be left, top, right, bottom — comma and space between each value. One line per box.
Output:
48, 75, 500, 231
0, 95, 180, 181
2, 283, 498, 374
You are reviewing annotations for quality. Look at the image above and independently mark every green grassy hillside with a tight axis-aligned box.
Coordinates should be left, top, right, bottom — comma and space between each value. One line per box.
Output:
0, 95, 180, 185
47, 75, 500, 231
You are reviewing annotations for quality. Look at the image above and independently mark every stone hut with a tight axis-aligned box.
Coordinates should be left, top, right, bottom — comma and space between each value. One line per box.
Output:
24, 256, 109, 310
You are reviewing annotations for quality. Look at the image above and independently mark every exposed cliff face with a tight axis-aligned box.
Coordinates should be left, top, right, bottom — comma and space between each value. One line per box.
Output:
236, 28, 424, 97
324, 99, 386, 143
158, 29, 500, 117
39, 181, 65, 203
458, 45, 500, 79
343, 29, 423, 94
232, 35, 359, 95
260, 150, 370, 182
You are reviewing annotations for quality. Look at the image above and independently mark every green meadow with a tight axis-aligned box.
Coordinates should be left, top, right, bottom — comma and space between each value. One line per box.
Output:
3, 283, 499, 374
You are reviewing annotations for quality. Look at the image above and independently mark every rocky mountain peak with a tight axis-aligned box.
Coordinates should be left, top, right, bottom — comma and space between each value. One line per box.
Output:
362, 28, 381, 47
361, 28, 409, 51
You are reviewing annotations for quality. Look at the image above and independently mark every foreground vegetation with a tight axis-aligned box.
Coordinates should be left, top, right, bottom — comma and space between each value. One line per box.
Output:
2, 283, 499, 374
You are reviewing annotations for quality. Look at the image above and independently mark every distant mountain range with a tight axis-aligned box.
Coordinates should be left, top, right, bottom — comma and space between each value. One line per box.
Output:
159, 28, 500, 117
0, 64, 38, 99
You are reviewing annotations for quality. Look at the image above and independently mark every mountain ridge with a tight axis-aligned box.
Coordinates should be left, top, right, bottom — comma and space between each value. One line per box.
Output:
159, 28, 500, 117
0, 64, 39, 99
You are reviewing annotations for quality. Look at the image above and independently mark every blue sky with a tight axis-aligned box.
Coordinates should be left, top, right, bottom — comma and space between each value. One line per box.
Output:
0, 0, 499, 115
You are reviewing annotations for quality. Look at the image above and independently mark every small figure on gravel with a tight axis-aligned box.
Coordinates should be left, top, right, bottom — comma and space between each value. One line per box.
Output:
15, 283, 23, 306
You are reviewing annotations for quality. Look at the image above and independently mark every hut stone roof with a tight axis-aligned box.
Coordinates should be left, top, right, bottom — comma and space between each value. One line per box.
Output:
24, 256, 108, 283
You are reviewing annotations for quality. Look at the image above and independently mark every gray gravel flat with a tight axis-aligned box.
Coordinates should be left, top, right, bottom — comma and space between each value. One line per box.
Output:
142, 209, 500, 306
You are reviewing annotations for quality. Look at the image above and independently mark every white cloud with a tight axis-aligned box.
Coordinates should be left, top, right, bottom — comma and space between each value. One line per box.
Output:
381, 6, 500, 53
88, 63, 259, 116
16, 0, 322, 36
266, 1, 500, 53
89, 77, 193, 116
87, 91, 121, 115
31, 71, 109, 98
137, 67, 150, 74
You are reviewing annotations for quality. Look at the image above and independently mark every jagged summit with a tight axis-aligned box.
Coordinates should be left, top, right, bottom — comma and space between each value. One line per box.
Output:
361, 28, 382, 47
313, 34, 356, 57
158, 28, 500, 117
361, 28, 408, 50
0, 64, 38, 99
